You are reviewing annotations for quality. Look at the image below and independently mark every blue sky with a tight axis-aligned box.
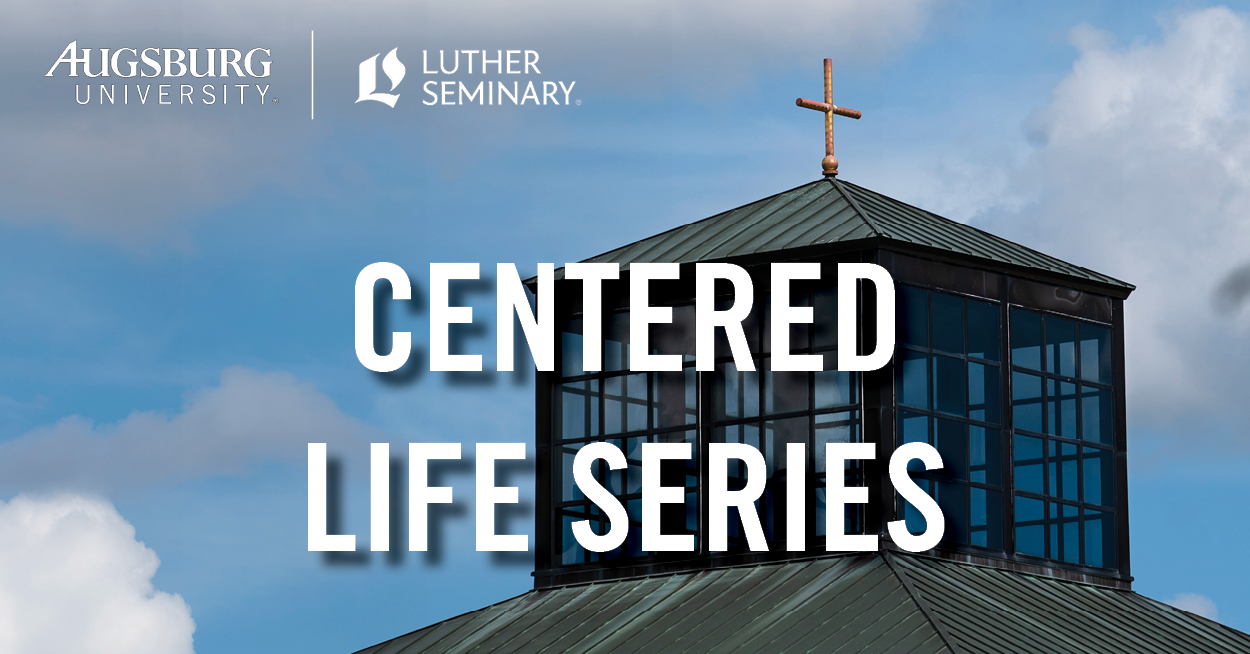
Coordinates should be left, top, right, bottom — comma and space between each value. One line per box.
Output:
3, 1, 1250, 652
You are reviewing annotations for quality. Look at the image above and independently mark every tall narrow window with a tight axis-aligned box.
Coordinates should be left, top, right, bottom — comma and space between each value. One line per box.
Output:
896, 286, 1005, 550
555, 306, 698, 566
1010, 308, 1116, 569
711, 286, 862, 551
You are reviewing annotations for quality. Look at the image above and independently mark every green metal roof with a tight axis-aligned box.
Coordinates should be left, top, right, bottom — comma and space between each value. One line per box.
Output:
353, 552, 1246, 654
560, 178, 1133, 295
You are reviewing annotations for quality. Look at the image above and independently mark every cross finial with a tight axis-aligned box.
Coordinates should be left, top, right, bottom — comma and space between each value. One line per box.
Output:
796, 58, 861, 176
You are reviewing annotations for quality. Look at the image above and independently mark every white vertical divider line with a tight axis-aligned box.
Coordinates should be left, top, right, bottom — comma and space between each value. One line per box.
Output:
310, 30, 315, 120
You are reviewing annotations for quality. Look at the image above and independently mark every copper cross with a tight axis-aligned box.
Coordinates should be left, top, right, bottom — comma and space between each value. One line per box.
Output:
796, 58, 861, 176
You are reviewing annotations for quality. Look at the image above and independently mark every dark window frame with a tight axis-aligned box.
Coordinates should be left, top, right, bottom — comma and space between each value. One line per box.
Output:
1007, 305, 1119, 570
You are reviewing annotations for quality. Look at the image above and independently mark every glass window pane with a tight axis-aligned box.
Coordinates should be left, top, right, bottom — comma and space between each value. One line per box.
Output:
1084, 509, 1115, 569
1082, 447, 1114, 508
604, 376, 633, 434
900, 412, 930, 473
968, 300, 1000, 361
1013, 434, 1044, 494
970, 488, 1002, 549
815, 412, 856, 474
815, 368, 854, 409
1011, 309, 1043, 370
903, 478, 932, 536
605, 311, 630, 372
970, 426, 1001, 486
898, 286, 929, 348
605, 439, 625, 495
1081, 385, 1114, 445
813, 287, 838, 350
627, 373, 648, 431
561, 442, 586, 502
933, 355, 967, 417
561, 318, 585, 377
1046, 317, 1077, 378
937, 481, 970, 545
935, 418, 968, 480
968, 362, 1001, 424
1012, 372, 1043, 432
766, 366, 809, 415
765, 418, 808, 479
650, 304, 696, 366
562, 512, 587, 565
1014, 495, 1045, 557
931, 293, 964, 354
1060, 503, 1080, 563
654, 368, 696, 428
1079, 324, 1112, 384
1048, 381, 1077, 438
1047, 440, 1078, 501
561, 381, 596, 441
714, 361, 760, 420
626, 439, 643, 494
898, 350, 930, 410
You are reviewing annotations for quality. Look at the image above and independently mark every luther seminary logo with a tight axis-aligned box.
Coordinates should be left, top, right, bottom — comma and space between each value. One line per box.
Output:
357, 48, 405, 107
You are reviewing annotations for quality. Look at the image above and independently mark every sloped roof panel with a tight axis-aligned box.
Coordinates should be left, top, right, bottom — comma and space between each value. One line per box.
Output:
354, 555, 949, 654
354, 553, 1250, 654
556, 178, 1132, 294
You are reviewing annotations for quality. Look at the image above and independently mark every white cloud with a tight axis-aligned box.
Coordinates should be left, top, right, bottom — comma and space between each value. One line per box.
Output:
0, 367, 372, 493
0, 494, 195, 654
903, 7, 1250, 462
1167, 592, 1219, 621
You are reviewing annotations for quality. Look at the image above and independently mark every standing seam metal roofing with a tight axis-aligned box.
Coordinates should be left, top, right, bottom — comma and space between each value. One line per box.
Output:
352, 552, 1246, 654
559, 178, 1132, 294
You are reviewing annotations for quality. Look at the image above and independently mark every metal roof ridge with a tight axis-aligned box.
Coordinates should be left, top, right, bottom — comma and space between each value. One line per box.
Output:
585, 180, 829, 266
836, 179, 1136, 292
830, 177, 886, 239
882, 551, 965, 654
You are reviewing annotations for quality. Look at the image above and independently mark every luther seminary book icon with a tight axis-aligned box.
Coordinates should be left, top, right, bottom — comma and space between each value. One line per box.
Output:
357, 48, 405, 107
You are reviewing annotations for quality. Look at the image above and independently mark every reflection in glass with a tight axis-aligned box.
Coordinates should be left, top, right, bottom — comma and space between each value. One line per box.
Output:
561, 442, 585, 502
1082, 447, 1113, 507
1080, 324, 1112, 384
1046, 317, 1077, 378
1015, 496, 1045, 557
766, 367, 809, 415
1081, 385, 1113, 445
813, 288, 838, 349
933, 355, 967, 417
1012, 372, 1043, 432
605, 311, 630, 372
715, 361, 760, 420
815, 367, 854, 409
1011, 309, 1043, 370
561, 380, 599, 440
898, 350, 929, 410
970, 488, 1002, 549
653, 368, 696, 429
937, 481, 970, 544
968, 362, 1001, 424
967, 300, 1000, 361
815, 412, 856, 473
932, 293, 964, 354
898, 285, 929, 348
1014, 435, 1044, 494
1048, 440, 1078, 501
904, 478, 931, 535
969, 427, 1001, 486
561, 319, 585, 377
935, 418, 968, 479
